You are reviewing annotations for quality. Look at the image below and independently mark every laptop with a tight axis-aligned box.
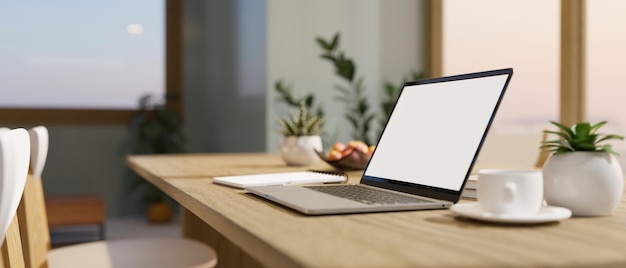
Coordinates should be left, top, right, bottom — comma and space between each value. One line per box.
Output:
248, 68, 513, 215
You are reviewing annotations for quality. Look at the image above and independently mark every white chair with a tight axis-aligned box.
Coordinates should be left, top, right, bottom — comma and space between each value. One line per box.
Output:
0, 128, 32, 268
18, 126, 218, 268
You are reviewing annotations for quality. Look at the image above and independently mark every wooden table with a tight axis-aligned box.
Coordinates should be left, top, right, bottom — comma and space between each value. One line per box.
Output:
127, 153, 626, 268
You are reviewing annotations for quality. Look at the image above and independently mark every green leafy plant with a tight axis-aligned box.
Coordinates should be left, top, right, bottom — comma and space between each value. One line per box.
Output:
317, 33, 375, 145
540, 121, 624, 155
275, 32, 423, 145
275, 80, 325, 117
279, 101, 324, 136
130, 94, 184, 203
275, 80, 314, 107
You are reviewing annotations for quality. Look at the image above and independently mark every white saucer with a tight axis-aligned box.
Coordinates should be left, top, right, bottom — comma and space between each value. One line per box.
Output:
450, 202, 572, 224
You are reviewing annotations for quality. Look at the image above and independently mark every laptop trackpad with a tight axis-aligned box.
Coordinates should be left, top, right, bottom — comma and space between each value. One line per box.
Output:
251, 186, 370, 211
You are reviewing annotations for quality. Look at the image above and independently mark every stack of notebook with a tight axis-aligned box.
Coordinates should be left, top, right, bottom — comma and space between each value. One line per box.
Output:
461, 175, 478, 199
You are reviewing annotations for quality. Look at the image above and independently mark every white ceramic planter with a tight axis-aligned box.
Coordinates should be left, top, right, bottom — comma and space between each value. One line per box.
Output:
280, 135, 323, 166
543, 152, 624, 216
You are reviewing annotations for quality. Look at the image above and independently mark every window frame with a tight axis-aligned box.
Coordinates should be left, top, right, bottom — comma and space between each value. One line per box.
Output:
0, 0, 183, 125
426, 0, 586, 126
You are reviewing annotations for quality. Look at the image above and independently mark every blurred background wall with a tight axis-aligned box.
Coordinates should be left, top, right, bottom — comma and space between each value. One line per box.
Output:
33, 0, 424, 217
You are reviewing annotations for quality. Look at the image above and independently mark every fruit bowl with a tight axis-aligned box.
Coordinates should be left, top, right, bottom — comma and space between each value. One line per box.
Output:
315, 149, 371, 171
315, 140, 375, 171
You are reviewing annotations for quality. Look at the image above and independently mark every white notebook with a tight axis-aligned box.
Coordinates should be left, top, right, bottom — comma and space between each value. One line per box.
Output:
213, 170, 347, 189
465, 174, 478, 190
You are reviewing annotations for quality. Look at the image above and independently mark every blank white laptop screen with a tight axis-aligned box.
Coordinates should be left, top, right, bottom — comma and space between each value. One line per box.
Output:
364, 73, 510, 191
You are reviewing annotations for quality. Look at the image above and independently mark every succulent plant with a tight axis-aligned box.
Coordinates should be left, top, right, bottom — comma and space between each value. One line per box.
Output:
279, 101, 324, 136
540, 121, 624, 155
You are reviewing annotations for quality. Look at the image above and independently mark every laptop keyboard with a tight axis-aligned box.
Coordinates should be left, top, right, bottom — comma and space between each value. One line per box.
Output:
303, 185, 432, 205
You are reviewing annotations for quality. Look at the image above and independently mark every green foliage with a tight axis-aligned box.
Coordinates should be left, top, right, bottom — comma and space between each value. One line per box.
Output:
130, 94, 184, 203
275, 32, 423, 146
274, 80, 325, 118
275, 80, 313, 107
279, 101, 324, 136
317, 33, 375, 145
540, 121, 624, 155
132, 94, 185, 154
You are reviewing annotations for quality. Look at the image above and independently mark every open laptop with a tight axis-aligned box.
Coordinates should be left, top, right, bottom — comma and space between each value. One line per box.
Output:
248, 68, 513, 215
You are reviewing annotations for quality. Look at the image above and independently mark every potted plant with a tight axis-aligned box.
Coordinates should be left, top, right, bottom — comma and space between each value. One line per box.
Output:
129, 94, 184, 223
278, 101, 324, 166
540, 121, 624, 216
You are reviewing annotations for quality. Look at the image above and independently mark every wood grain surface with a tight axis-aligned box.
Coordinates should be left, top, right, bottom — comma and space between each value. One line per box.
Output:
127, 153, 626, 268
1, 216, 25, 268
17, 175, 50, 268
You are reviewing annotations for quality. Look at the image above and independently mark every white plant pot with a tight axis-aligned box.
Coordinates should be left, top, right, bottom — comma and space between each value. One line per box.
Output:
543, 152, 624, 216
280, 135, 323, 166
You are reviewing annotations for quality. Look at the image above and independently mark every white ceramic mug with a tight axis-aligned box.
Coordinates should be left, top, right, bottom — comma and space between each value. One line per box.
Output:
477, 169, 543, 215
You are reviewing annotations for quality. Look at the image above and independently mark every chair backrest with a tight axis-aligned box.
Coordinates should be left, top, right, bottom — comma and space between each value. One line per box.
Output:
0, 128, 31, 268
17, 126, 51, 268
0, 128, 16, 246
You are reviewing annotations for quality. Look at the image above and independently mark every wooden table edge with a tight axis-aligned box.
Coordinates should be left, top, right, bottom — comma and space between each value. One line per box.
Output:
126, 156, 303, 268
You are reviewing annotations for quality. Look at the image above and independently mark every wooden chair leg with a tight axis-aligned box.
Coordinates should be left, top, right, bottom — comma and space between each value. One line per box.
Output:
0, 216, 25, 268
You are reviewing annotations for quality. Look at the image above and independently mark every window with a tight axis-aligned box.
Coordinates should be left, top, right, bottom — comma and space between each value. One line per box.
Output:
0, 0, 181, 124
587, 0, 626, 156
427, 0, 568, 169
440, 0, 560, 134
429, 0, 626, 169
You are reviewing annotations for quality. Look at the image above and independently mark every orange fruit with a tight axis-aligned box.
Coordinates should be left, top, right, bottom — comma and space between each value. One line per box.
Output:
368, 145, 376, 154
327, 150, 342, 161
332, 142, 346, 152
